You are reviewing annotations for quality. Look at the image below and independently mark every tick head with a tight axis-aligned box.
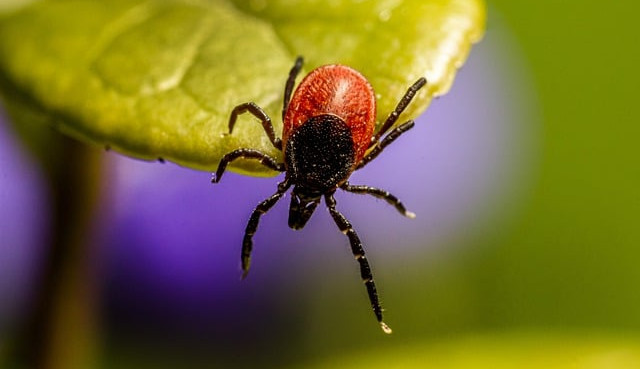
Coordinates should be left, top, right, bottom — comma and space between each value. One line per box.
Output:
288, 187, 321, 230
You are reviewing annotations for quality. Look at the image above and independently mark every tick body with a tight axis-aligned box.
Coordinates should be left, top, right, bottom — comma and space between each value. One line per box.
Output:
283, 64, 376, 169
213, 57, 426, 334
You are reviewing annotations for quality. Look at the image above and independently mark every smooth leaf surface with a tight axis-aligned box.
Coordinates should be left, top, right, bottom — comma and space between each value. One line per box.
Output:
0, 0, 485, 174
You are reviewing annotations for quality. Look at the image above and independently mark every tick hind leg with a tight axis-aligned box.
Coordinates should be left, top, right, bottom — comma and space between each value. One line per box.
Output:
282, 56, 304, 121
241, 180, 291, 279
325, 194, 392, 334
372, 77, 426, 143
357, 120, 415, 170
340, 182, 415, 218
359, 77, 426, 169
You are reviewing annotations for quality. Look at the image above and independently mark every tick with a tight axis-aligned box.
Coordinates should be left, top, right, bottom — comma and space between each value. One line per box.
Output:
212, 56, 426, 334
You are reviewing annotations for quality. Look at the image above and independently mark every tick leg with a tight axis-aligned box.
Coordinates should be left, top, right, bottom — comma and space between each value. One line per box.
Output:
282, 56, 304, 121
340, 182, 415, 219
372, 77, 426, 144
357, 120, 415, 170
241, 180, 291, 279
229, 102, 283, 150
212, 149, 284, 183
325, 194, 392, 334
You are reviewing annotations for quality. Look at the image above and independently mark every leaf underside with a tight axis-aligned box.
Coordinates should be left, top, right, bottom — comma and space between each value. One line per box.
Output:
0, 0, 485, 175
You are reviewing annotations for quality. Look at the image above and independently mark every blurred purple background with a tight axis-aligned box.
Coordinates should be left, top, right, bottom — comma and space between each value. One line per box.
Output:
0, 112, 49, 341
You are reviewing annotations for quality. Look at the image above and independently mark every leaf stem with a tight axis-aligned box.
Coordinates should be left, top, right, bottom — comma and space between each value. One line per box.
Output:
12, 132, 103, 369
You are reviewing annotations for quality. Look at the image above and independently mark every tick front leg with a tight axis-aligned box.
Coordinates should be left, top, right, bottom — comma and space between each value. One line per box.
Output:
241, 180, 291, 279
211, 149, 284, 183
340, 182, 415, 218
325, 194, 392, 334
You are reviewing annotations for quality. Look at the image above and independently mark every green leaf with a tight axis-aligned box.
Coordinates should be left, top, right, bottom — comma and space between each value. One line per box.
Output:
302, 332, 640, 369
0, 0, 485, 175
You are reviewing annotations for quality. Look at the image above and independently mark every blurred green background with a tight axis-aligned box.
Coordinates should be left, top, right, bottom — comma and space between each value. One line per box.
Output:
470, 0, 640, 331
1, 0, 640, 368
300, 1, 640, 365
